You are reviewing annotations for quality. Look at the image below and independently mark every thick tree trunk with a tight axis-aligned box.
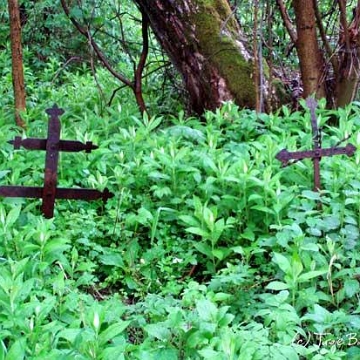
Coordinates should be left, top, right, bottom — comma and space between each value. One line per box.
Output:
7, 0, 26, 128
134, 0, 256, 114
292, 0, 326, 99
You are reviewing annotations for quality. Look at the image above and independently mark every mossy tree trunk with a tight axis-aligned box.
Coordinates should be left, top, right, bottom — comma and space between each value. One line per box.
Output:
134, 0, 256, 115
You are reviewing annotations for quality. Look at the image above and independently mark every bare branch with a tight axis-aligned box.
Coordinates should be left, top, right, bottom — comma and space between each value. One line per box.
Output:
51, 56, 83, 83
87, 29, 106, 114
60, 0, 133, 88
276, 0, 297, 43
133, 9, 149, 114
313, 0, 338, 73
108, 62, 171, 107
338, 0, 351, 55
60, 0, 151, 114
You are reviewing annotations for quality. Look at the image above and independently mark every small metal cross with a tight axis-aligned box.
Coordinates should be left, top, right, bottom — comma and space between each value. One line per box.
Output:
276, 98, 356, 192
0, 104, 114, 218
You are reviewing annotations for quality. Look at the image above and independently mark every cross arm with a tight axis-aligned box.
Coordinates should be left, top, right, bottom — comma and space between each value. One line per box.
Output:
276, 143, 356, 167
0, 186, 114, 203
9, 137, 98, 153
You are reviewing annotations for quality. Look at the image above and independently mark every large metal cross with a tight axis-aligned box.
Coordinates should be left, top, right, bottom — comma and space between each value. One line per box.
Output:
276, 97, 356, 192
0, 104, 114, 218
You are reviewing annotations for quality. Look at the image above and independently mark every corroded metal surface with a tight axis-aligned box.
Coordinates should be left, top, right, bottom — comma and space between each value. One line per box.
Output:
0, 104, 114, 218
276, 98, 356, 192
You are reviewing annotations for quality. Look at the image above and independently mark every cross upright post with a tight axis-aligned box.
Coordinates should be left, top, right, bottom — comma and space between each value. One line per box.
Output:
307, 97, 321, 191
43, 105, 64, 218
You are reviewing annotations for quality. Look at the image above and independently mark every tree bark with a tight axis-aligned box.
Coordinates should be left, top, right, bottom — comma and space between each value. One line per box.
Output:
334, 2, 360, 108
292, 0, 326, 99
7, 0, 26, 128
133, 0, 256, 115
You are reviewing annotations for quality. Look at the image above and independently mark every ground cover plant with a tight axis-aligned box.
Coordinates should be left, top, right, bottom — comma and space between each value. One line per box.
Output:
2, 50, 360, 359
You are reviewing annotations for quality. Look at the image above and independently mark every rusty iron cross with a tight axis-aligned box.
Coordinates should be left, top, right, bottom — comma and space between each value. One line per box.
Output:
0, 104, 114, 218
276, 97, 356, 192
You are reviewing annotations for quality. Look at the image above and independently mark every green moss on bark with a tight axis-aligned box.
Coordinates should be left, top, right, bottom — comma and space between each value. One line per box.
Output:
192, 0, 256, 108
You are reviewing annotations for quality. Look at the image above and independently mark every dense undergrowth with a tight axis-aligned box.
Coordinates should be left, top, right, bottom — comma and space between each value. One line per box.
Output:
2, 52, 360, 359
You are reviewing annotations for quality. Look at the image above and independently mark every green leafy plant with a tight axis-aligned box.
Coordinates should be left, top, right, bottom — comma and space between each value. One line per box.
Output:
2, 43, 360, 358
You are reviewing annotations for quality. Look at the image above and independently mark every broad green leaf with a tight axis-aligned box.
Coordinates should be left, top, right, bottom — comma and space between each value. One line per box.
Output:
0, 273, 12, 294
263, 290, 290, 306
212, 248, 224, 260
232, 246, 244, 255
272, 253, 292, 275
241, 228, 255, 241
277, 346, 300, 360
298, 270, 327, 282
99, 253, 124, 267
10, 258, 29, 278
291, 253, 303, 279
347, 346, 360, 359
307, 227, 322, 237
44, 238, 70, 255
5, 338, 26, 360
5, 206, 21, 228
69, 7, 83, 19
345, 198, 357, 205
153, 186, 172, 198
196, 299, 217, 321
203, 156, 218, 172
203, 207, 215, 231
300, 243, 319, 251
266, 281, 290, 290
193, 242, 213, 258
197, 349, 221, 359
178, 215, 199, 227
323, 215, 340, 230
214, 218, 225, 235
146, 115, 162, 132
185, 227, 209, 238
251, 205, 275, 214
57, 328, 83, 343
150, 349, 178, 360
16, 278, 34, 302
0, 171, 10, 180
137, 207, 153, 225
212, 292, 232, 302
99, 321, 130, 345
248, 193, 263, 202
214, 246, 232, 260
0, 205, 5, 225
344, 279, 360, 297
148, 171, 171, 180
144, 323, 171, 341
302, 304, 330, 323
100, 347, 126, 360
301, 190, 321, 200
193, 196, 204, 216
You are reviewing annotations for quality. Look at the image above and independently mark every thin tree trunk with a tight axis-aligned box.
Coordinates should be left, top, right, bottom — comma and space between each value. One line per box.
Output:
293, 0, 326, 99
7, 0, 26, 128
134, 0, 257, 114
334, 1, 360, 107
